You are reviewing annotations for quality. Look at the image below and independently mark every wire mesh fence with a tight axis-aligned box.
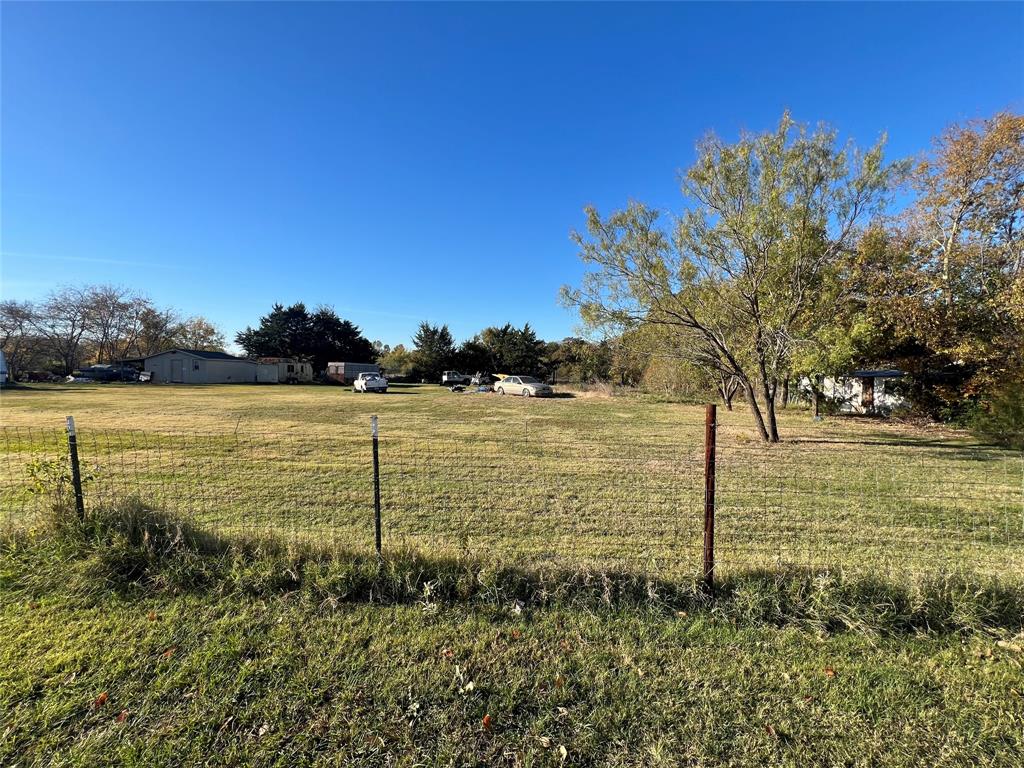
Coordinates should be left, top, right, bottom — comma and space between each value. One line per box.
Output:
2, 416, 1021, 578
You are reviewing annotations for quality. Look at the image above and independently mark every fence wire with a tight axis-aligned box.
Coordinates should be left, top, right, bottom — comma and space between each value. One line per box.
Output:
1, 421, 1021, 577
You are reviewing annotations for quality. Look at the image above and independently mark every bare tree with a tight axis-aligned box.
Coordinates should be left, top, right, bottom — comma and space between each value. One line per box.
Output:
29, 286, 93, 375
83, 285, 150, 363
0, 300, 40, 380
136, 306, 184, 357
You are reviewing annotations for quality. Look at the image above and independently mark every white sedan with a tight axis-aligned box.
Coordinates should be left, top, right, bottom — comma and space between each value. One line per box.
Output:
494, 375, 552, 397
353, 373, 388, 393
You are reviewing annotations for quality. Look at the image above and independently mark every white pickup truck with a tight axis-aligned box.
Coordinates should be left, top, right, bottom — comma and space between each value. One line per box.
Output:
442, 370, 471, 385
353, 372, 388, 393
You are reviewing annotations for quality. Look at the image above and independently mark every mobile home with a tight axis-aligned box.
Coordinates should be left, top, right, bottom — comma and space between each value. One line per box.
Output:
256, 357, 314, 383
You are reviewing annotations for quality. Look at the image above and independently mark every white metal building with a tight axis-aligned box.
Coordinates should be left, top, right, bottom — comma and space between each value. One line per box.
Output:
142, 349, 258, 384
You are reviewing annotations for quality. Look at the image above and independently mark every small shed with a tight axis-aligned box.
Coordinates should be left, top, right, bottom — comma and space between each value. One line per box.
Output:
822, 369, 909, 415
142, 349, 257, 384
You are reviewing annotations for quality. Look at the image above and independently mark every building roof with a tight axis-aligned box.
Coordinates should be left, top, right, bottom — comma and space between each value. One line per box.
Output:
147, 349, 248, 361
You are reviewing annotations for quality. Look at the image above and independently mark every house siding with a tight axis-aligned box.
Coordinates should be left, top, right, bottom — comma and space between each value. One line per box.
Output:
143, 351, 257, 384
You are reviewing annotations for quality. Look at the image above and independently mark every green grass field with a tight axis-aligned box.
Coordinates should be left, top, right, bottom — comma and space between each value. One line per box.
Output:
2, 382, 1022, 577
3, 384, 1023, 766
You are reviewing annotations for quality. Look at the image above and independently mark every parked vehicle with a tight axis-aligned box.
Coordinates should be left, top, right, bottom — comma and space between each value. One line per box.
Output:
24, 371, 61, 383
70, 364, 140, 382
493, 375, 553, 397
470, 372, 497, 386
0, 350, 7, 386
327, 362, 380, 385
353, 372, 388, 393
442, 370, 471, 385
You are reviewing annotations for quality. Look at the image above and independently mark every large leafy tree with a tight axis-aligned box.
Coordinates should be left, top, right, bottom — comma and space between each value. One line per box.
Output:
453, 324, 548, 376
410, 322, 457, 381
545, 337, 614, 383
478, 323, 545, 373
176, 316, 226, 352
563, 113, 900, 441
378, 344, 415, 378
235, 303, 374, 373
855, 112, 1024, 418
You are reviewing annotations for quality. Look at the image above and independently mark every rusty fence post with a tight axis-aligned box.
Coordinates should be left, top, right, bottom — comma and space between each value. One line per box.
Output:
371, 415, 382, 558
703, 404, 717, 591
65, 415, 86, 521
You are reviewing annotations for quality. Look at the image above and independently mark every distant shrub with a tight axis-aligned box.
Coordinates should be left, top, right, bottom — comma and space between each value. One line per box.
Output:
972, 380, 1024, 449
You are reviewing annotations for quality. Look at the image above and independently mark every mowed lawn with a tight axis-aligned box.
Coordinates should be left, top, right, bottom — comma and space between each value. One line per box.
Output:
2, 577, 1023, 768
2, 384, 1024, 767
2, 383, 1022, 578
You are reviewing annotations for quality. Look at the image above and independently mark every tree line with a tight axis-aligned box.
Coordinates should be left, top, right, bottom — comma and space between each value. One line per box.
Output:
0, 289, 622, 386
562, 110, 1023, 443
236, 309, 621, 383
378, 322, 603, 383
0, 286, 224, 378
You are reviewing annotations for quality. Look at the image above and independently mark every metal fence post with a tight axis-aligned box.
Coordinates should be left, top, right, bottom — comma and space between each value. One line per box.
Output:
65, 415, 86, 520
703, 404, 717, 591
371, 415, 382, 558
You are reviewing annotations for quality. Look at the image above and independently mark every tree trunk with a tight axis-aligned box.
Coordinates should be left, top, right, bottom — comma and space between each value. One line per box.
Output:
761, 377, 780, 442
780, 377, 790, 409
811, 374, 824, 419
743, 381, 771, 442
718, 374, 738, 411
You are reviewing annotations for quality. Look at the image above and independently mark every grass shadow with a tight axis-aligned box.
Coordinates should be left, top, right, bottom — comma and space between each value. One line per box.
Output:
8, 501, 1021, 635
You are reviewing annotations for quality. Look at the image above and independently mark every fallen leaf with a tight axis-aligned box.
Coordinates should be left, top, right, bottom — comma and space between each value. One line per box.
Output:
558, 744, 568, 761
116, 709, 129, 723
766, 724, 777, 739
538, 735, 552, 748
440, 648, 453, 658
93, 692, 109, 709
675, 610, 688, 618
511, 629, 522, 640
146, 611, 157, 622
823, 666, 836, 678
482, 714, 492, 731
997, 640, 1022, 653
554, 674, 566, 689
258, 722, 269, 737
161, 647, 177, 660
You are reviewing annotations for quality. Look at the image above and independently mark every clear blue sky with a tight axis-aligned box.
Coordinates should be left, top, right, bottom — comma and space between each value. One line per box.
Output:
3, 2, 1022, 348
